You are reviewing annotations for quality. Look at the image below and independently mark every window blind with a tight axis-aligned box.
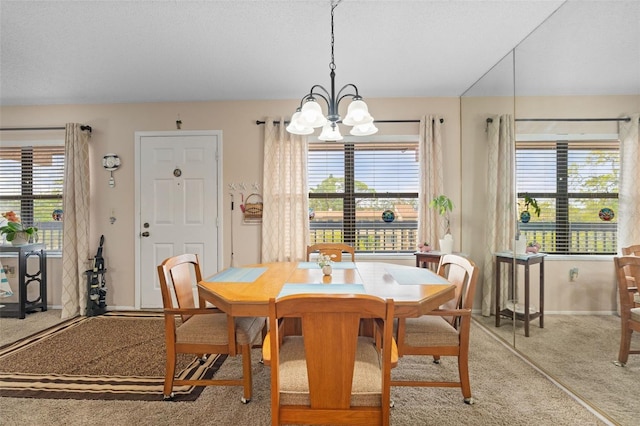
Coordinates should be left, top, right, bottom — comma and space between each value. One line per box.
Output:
516, 140, 619, 254
0, 145, 65, 250
308, 140, 419, 253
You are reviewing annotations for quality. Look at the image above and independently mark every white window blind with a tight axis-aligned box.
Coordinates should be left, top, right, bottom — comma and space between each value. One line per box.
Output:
516, 139, 619, 254
308, 140, 419, 253
0, 145, 65, 250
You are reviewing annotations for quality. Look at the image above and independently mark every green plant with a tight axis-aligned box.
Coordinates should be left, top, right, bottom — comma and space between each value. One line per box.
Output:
1, 211, 38, 242
521, 194, 541, 217
429, 195, 454, 234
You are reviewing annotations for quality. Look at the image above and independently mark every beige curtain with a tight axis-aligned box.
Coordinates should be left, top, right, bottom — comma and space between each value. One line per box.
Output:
261, 117, 309, 262
618, 114, 640, 251
60, 124, 91, 319
481, 115, 516, 316
417, 116, 444, 248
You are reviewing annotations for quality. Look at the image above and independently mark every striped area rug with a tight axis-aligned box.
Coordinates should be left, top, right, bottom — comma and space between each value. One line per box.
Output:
0, 311, 225, 401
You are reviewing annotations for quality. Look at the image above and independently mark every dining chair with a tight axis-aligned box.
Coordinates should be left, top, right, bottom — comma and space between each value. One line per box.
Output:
613, 256, 640, 367
391, 253, 479, 404
306, 242, 355, 262
263, 293, 396, 426
157, 253, 266, 402
622, 245, 640, 256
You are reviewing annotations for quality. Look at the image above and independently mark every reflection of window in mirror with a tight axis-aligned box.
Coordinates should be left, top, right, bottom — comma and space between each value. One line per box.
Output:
515, 136, 619, 255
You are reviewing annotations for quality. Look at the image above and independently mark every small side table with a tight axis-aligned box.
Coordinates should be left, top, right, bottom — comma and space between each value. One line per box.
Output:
494, 251, 545, 337
415, 251, 467, 272
0, 243, 47, 319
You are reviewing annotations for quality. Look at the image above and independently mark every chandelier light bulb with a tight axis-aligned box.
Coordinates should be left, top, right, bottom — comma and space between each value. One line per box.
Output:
342, 99, 374, 126
299, 100, 327, 128
350, 121, 378, 136
286, 111, 314, 135
318, 122, 343, 141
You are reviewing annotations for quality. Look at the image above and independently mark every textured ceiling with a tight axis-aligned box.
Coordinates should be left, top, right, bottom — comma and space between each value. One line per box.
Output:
1, 1, 637, 106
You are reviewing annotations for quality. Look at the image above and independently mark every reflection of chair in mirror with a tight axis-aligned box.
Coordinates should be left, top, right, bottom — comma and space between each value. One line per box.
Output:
622, 245, 640, 256
306, 243, 355, 262
157, 253, 266, 402
264, 294, 395, 426
392, 254, 479, 404
621, 244, 640, 294
613, 256, 640, 367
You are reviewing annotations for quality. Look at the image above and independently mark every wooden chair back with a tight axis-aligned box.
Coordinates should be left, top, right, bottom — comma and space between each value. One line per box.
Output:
436, 254, 478, 326
158, 253, 202, 321
622, 245, 640, 256
268, 294, 394, 426
613, 256, 640, 366
306, 243, 355, 262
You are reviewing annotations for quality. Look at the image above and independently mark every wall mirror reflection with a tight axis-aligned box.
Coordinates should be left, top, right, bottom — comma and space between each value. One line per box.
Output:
464, 1, 640, 425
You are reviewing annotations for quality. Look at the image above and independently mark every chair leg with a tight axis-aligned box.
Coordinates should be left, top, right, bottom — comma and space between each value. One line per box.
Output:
163, 350, 177, 400
432, 355, 441, 364
458, 353, 474, 404
616, 325, 632, 367
241, 344, 252, 403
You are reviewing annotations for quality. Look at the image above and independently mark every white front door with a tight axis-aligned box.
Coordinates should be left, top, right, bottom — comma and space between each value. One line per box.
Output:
135, 131, 222, 308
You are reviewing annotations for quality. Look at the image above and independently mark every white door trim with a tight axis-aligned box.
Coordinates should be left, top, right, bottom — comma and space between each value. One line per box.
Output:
134, 130, 223, 309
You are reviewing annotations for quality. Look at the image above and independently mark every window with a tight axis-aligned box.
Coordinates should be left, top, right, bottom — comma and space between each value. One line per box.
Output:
308, 138, 419, 253
0, 144, 65, 251
516, 139, 619, 254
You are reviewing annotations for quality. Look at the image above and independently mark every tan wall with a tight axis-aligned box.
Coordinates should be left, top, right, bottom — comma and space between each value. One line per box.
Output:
0, 97, 460, 309
460, 94, 640, 313
2, 94, 637, 312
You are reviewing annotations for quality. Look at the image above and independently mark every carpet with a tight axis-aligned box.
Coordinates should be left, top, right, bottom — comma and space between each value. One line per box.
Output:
0, 312, 225, 401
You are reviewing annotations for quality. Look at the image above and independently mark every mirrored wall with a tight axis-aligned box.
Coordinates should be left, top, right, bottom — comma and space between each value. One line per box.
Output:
462, 1, 640, 424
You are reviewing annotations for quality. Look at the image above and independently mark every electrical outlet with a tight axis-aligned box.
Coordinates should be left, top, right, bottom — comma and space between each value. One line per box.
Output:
569, 267, 579, 282
4, 266, 16, 277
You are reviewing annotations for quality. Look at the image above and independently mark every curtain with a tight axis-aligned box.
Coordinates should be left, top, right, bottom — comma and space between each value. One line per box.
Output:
417, 116, 444, 249
261, 117, 309, 262
618, 114, 640, 250
481, 115, 516, 316
60, 124, 91, 319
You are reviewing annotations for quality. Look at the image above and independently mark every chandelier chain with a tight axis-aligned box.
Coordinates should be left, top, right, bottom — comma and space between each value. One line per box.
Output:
330, 1, 341, 71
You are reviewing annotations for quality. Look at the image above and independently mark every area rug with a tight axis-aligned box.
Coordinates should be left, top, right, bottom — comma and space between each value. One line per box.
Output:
0, 311, 225, 401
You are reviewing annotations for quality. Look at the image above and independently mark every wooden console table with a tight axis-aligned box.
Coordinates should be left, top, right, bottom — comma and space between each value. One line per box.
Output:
0, 244, 47, 319
494, 251, 545, 337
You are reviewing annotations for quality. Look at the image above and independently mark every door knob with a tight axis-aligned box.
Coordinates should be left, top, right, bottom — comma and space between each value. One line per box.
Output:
141, 231, 150, 237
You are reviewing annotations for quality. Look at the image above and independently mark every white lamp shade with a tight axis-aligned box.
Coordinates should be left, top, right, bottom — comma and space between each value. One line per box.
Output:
318, 122, 343, 141
342, 99, 373, 126
350, 121, 379, 136
286, 111, 314, 135
299, 100, 327, 128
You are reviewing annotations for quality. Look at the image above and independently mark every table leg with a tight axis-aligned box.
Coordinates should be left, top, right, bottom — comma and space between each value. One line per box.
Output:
495, 258, 501, 327
524, 263, 530, 337
18, 251, 26, 319
539, 259, 544, 328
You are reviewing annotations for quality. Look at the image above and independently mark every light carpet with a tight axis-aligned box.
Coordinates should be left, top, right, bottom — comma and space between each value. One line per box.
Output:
475, 314, 639, 426
0, 316, 607, 425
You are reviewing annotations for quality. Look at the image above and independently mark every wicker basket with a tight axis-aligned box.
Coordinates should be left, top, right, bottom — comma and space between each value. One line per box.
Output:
243, 193, 263, 220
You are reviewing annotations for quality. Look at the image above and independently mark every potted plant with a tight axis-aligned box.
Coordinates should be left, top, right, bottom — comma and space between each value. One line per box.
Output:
417, 242, 432, 252
317, 253, 336, 276
526, 241, 541, 254
0, 211, 38, 245
429, 195, 454, 253
519, 194, 540, 224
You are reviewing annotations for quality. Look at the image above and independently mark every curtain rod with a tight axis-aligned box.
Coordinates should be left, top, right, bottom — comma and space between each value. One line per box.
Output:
0, 125, 92, 132
486, 117, 632, 123
256, 118, 444, 125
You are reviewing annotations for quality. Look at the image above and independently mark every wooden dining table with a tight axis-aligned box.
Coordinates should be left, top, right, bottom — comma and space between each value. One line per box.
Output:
198, 261, 456, 319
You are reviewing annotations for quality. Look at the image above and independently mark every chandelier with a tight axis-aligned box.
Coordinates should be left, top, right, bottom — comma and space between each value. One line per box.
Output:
286, 0, 378, 141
